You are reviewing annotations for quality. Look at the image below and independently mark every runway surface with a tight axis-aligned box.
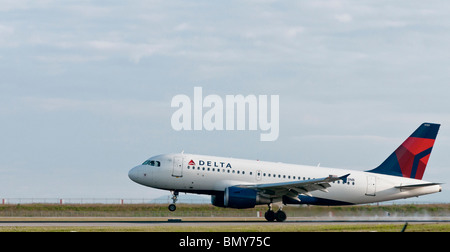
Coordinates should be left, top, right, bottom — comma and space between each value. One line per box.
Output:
1, 217, 449, 227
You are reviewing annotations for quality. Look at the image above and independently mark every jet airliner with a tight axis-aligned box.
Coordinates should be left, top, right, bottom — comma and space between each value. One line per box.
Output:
128, 123, 443, 222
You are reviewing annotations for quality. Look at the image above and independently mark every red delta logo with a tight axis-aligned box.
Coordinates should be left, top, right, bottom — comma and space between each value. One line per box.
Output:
188, 160, 195, 166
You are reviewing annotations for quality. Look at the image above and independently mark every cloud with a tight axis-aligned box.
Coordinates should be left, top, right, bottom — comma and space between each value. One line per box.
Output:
63, 4, 113, 18
0, 23, 15, 46
308, 0, 345, 9
27, 38, 175, 64
19, 97, 169, 118
335, 13, 353, 23
174, 22, 191, 32
0, 0, 51, 12
284, 26, 305, 38
35, 54, 106, 63
0, 24, 14, 35
88, 40, 175, 63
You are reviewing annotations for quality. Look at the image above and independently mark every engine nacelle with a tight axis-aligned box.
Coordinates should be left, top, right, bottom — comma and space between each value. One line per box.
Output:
224, 186, 258, 209
211, 187, 271, 209
211, 192, 225, 207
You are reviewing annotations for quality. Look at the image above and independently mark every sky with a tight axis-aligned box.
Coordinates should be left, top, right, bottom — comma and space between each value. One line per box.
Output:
1, 0, 449, 203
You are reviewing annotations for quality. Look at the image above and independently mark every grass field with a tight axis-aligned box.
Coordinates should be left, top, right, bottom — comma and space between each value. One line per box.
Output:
1, 203, 450, 218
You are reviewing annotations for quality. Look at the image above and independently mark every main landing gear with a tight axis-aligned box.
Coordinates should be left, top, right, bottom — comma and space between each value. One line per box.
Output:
264, 203, 287, 222
168, 190, 178, 212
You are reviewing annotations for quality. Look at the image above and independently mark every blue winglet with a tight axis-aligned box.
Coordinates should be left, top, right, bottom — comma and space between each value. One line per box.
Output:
339, 173, 351, 184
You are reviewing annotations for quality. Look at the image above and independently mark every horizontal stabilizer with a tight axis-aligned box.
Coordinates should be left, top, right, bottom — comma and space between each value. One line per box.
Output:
395, 182, 442, 189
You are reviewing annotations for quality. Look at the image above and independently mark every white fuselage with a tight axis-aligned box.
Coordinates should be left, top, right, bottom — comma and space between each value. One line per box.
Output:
128, 153, 441, 206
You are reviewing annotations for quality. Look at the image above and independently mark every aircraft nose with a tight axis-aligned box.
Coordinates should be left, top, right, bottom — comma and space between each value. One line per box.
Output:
128, 165, 152, 185
128, 166, 140, 182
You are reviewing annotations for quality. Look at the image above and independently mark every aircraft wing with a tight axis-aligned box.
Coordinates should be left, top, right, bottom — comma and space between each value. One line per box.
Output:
238, 173, 350, 199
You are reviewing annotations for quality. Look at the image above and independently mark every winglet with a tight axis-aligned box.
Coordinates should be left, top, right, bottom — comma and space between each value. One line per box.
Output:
339, 173, 351, 184
326, 173, 350, 183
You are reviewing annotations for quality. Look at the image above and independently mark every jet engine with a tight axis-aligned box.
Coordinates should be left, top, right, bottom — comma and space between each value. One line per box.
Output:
211, 186, 270, 209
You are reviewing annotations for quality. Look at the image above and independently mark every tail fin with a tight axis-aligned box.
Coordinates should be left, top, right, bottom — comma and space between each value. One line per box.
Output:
367, 123, 440, 180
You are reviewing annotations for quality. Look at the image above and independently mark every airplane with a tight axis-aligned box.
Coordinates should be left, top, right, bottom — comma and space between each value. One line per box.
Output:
128, 123, 443, 222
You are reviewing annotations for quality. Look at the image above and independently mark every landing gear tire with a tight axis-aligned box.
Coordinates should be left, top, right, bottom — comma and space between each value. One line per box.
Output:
168, 190, 179, 212
264, 202, 287, 222
275, 210, 287, 222
168, 204, 177, 212
264, 210, 275, 222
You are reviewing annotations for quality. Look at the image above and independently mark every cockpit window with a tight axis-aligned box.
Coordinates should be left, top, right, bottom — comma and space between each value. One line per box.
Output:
142, 160, 160, 167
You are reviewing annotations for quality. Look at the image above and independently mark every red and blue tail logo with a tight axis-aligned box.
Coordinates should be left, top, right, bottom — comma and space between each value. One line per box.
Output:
368, 123, 440, 180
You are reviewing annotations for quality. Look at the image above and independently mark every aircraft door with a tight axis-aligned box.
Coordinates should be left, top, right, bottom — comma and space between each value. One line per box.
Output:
172, 156, 183, 177
365, 176, 376, 196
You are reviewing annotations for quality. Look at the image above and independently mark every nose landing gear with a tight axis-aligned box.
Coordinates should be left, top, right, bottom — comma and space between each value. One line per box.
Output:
168, 190, 179, 212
